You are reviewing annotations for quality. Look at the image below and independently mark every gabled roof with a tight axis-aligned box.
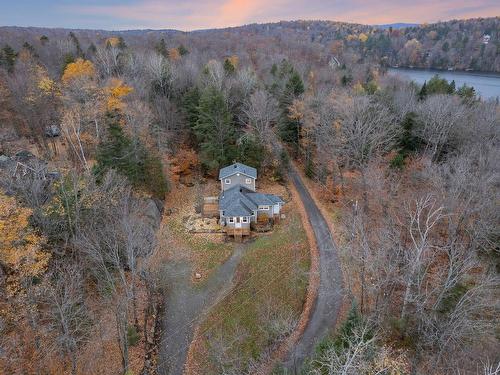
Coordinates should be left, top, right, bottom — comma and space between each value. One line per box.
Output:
219, 162, 257, 180
219, 184, 284, 217
219, 185, 256, 216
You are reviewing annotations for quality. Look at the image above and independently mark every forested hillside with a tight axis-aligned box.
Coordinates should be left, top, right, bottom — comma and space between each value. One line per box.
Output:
0, 16, 499, 375
1, 16, 499, 72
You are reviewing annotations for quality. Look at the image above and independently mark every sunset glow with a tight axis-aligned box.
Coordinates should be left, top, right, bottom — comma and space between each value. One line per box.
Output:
1, 0, 498, 30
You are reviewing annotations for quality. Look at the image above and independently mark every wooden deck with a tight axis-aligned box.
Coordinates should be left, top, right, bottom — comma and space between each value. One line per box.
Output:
202, 196, 219, 217
225, 227, 251, 241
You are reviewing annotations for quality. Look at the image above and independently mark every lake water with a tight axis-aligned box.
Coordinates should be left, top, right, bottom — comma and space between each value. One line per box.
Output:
387, 68, 500, 100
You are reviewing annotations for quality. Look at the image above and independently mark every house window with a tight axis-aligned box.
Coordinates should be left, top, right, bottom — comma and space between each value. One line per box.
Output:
260, 205, 270, 210
228, 217, 234, 223
242, 217, 248, 223
225, 178, 231, 184
245, 178, 252, 184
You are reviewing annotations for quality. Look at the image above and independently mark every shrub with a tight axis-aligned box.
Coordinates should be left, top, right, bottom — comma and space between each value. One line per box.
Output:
304, 158, 315, 179
390, 153, 406, 169
127, 325, 140, 346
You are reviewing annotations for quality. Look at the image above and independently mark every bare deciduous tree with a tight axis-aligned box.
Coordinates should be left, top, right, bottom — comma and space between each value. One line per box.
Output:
415, 95, 467, 160
242, 90, 279, 149
43, 264, 91, 375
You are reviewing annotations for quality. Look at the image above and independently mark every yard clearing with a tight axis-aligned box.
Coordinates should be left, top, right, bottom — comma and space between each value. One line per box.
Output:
160, 181, 234, 281
186, 202, 310, 375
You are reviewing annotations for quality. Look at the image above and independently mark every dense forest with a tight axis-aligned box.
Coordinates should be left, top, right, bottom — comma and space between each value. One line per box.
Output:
0, 15, 499, 375
1, 16, 499, 72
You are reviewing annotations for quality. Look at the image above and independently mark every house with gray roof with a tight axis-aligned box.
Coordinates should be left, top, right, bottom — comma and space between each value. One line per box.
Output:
217, 162, 284, 236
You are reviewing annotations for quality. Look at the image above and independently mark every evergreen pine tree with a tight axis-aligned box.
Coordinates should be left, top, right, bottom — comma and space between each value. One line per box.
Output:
95, 111, 167, 198
194, 88, 237, 172
87, 43, 97, 56
69, 31, 83, 57
0, 44, 18, 73
448, 79, 456, 94
270, 63, 278, 76
418, 81, 428, 100
237, 135, 265, 169
40, 35, 49, 45
457, 84, 476, 100
279, 70, 305, 146
61, 53, 75, 75
117, 36, 127, 50
178, 44, 189, 56
400, 112, 419, 153
155, 38, 168, 57
182, 87, 201, 141
22, 42, 37, 57
223, 58, 236, 75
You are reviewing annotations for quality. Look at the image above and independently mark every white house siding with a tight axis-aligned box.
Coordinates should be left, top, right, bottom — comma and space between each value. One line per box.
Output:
273, 204, 280, 215
225, 216, 251, 229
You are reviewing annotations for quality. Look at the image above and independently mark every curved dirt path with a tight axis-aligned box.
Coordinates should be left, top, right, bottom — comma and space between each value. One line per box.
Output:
158, 244, 246, 375
282, 168, 344, 371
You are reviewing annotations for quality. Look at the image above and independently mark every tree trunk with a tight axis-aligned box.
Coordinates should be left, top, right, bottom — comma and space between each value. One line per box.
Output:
360, 169, 369, 213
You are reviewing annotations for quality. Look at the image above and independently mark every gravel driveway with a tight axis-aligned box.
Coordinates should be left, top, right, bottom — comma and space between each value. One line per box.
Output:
282, 167, 344, 372
157, 244, 246, 375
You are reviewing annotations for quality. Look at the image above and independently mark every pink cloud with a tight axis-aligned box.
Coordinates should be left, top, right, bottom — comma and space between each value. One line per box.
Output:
61, 0, 500, 30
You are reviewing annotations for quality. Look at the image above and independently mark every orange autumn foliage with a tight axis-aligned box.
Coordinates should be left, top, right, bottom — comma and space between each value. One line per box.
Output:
169, 148, 198, 183
62, 58, 96, 84
168, 47, 181, 61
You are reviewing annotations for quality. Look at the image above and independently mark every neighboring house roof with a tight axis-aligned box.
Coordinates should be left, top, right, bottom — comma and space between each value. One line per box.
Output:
219, 185, 283, 217
219, 162, 257, 180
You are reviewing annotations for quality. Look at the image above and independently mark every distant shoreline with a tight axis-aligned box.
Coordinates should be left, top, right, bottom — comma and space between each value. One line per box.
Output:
387, 66, 500, 78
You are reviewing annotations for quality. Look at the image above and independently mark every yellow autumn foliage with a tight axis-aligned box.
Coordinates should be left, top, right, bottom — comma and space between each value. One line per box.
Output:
62, 58, 96, 84
228, 55, 239, 69
358, 33, 368, 42
0, 191, 50, 297
288, 99, 305, 121
106, 37, 120, 47
106, 78, 134, 111
353, 82, 366, 94
38, 77, 57, 93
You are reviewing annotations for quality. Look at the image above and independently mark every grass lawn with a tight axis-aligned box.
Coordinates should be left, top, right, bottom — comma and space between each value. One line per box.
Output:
190, 206, 310, 374
160, 184, 235, 281
167, 217, 233, 275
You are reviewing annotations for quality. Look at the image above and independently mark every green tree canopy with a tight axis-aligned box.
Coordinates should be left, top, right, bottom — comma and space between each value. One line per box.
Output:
0, 44, 18, 73
193, 88, 237, 172
95, 111, 168, 198
278, 69, 305, 146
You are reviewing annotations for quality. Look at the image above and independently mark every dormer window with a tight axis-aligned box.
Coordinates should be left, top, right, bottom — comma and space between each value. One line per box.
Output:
225, 178, 231, 184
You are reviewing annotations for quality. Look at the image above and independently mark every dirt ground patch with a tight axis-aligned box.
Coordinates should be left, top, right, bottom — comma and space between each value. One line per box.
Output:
159, 180, 234, 281
185, 199, 310, 375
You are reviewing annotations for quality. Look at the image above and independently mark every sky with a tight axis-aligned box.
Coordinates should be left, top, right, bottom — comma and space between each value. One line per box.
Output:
0, 0, 498, 31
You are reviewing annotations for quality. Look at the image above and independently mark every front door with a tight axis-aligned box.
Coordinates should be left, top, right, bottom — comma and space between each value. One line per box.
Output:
235, 217, 242, 228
